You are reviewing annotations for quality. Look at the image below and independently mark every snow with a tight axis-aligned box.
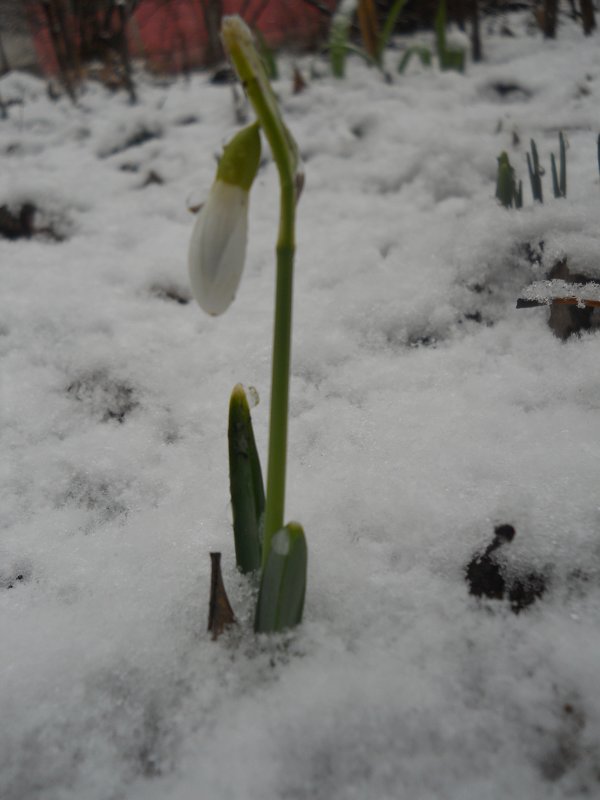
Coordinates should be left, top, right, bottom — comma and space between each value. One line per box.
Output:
2, 11, 600, 800
520, 280, 600, 305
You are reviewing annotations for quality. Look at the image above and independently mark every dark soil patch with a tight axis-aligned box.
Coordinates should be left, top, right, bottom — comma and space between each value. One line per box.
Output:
487, 81, 532, 100
1, 561, 33, 590
67, 370, 139, 423
466, 524, 547, 613
101, 125, 161, 158
0, 203, 67, 242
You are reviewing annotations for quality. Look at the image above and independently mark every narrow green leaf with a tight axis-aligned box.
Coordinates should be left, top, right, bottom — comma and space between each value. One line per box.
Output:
559, 131, 566, 197
496, 152, 515, 208
435, 0, 447, 59
551, 152, 560, 198
255, 29, 278, 81
330, 0, 359, 78
377, 0, 409, 61
527, 140, 543, 203
442, 47, 465, 72
434, 0, 464, 73
228, 384, 264, 573
398, 45, 431, 74
515, 179, 523, 208
254, 522, 307, 633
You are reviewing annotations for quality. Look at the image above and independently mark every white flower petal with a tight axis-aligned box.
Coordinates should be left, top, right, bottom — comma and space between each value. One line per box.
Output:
188, 181, 249, 316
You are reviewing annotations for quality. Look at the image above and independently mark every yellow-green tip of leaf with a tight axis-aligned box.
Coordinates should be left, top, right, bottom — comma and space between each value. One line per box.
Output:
217, 122, 261, 191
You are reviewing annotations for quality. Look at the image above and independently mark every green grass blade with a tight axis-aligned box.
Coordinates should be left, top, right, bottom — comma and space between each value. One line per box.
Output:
496, 152, 514, 208
515, 179, 523, 209
330, 0, 359, 78
527, 140, 543, 203
551, 152, 560, 198
435, 0, 447, 59
398, 45, 431, 73
378, 0, 409, 60
254, 522, 307, 633
530, 139, 543, 202
228, 384, 265, 573
559, 131, 566, 197
255, 29, 278, 80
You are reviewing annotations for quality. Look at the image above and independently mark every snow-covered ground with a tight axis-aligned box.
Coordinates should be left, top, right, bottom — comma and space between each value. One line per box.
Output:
2, 11, 600, 800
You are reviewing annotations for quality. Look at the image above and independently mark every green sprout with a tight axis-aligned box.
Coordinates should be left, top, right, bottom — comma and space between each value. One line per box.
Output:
377, 0, 410, 64
550, 131, 567, 198
189, 16, 307, 634
435, 0, 465, 73
329, 0, 410, 78
398, 45, 432, 74
495, 151, 522, 209
526, 138, 543, 203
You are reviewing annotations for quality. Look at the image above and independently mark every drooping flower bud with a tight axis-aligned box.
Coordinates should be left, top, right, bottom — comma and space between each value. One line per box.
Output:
188, 122, 261, 315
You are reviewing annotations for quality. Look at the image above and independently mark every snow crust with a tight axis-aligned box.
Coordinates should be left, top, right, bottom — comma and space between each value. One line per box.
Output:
2, 12, 600, 800
521, 280, 600, 305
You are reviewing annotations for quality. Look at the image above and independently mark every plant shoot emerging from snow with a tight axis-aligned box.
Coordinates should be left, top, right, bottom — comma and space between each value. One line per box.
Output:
189, 16, 307, 634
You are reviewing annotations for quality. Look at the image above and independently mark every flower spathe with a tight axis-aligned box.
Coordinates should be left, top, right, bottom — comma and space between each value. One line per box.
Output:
188, 181, 249, 315
188, 122, 261, 316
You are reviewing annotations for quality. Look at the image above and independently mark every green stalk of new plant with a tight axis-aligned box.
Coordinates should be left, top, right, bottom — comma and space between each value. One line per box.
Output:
221, 17, 307, 633
330, 0, 409, 77
514, 178, 523, 208
376, 0, 409, 63
527, 139, 543, 203
550, 131, 567, 198
496, 152, 515, 208
330, 0, 358, 78
222, 18, 298, 564
398, 45, 431, 74
435, 0, 465, 72
495, 152, 522, 209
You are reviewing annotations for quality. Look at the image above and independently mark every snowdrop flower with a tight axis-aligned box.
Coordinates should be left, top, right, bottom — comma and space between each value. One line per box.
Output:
188, 122, 261, 315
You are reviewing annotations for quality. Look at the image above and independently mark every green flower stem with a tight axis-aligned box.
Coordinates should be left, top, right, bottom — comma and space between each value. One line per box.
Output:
221, 17, 299, 567
264, 236, 294, 563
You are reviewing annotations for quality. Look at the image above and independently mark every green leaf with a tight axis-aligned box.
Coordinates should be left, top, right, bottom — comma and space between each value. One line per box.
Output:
527, 139, 543, 203
434, 0, 464, 73
254, 522, 307, 633
434, 0, 447, 60
377, 0, 409, 61
441, 47, 465, 72
255, 29, 278, 81
329, 0, 359, 78
496, 152, 515, 208
559, 131, 567, 197
551, 152, 560, 198
515, 179, 523, 209
228, 384, 264, 573
398, 45, 432, 73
